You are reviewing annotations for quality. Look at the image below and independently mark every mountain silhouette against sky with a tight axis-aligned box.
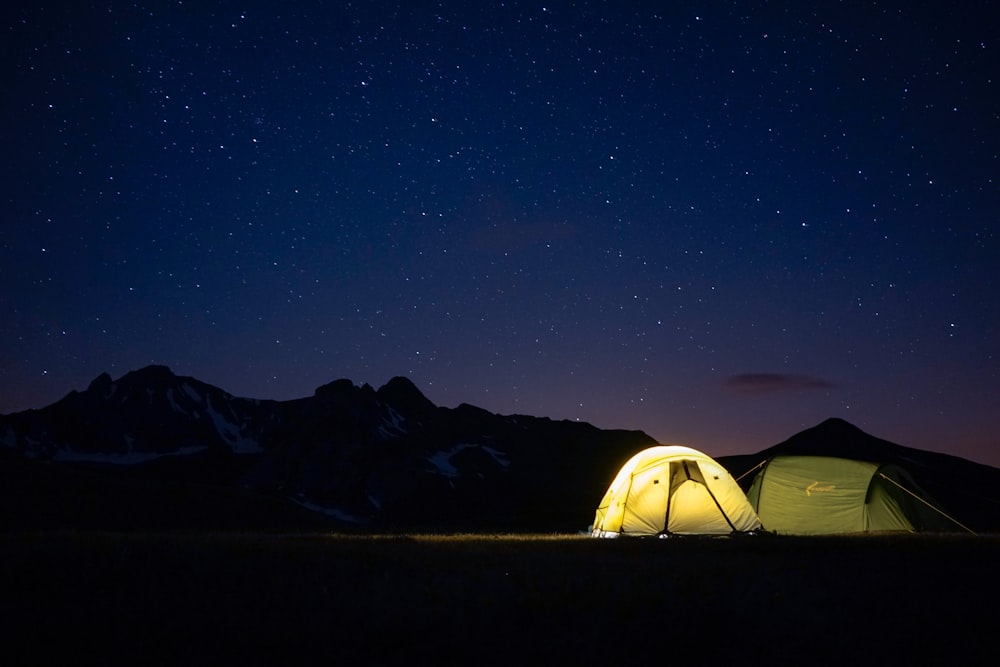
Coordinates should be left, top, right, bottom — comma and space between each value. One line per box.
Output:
2, 365, 998, 533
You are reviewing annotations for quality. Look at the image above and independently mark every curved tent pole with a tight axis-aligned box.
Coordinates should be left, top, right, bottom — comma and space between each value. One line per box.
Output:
686, 460, 739, 532
704, 482, 739, 533
876, 472, 977, 536
662, 470, 674, 535
618, 472, 638, 536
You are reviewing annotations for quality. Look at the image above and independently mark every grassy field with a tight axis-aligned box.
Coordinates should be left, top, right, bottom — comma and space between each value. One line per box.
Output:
1, 531, 997, 666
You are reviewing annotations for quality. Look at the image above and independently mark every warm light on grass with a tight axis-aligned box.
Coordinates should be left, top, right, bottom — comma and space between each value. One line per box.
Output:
317, 532, 591, 542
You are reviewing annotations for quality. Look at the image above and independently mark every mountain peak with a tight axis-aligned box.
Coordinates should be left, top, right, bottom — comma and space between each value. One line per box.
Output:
87, 372, 113, 392
770, 417, 902, 462
816, 416, 860, 431
377, 376, 437, 417
314, 378, 357, 399
123, 365, 178, 384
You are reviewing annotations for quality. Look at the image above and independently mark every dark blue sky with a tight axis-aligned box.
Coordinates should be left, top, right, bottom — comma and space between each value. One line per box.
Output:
3, 2, 998, 466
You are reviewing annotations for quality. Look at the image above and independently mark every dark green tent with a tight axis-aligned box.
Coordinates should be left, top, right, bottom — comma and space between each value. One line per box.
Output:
746, 455, 970, 535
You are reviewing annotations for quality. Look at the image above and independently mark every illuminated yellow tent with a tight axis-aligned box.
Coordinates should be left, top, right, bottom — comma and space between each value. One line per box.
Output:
592, 445, 763, 537
745, 455, 967, 535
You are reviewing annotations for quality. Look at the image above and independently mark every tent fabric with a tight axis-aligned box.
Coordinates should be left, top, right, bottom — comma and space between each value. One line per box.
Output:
592, 445, 763, 537
746, 455, 955, 535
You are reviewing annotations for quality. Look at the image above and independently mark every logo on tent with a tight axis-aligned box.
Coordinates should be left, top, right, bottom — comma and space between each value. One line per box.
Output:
806, 481, 836, 496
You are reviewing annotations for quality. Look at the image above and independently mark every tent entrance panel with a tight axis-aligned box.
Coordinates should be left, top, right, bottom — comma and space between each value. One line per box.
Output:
864, 481, 914, 532
666, 480, 736, 534
664, 460, 734, 535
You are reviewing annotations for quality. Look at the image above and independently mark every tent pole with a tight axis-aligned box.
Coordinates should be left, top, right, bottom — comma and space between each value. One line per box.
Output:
618, 472, 639, 536
702, 476, 738, 532
734, 459, 767, 484
662, 469, 674, 536
683, 460, 739, 533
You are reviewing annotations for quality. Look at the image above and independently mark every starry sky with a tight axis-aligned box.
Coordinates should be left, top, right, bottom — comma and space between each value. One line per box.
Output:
3, 2, 998, 466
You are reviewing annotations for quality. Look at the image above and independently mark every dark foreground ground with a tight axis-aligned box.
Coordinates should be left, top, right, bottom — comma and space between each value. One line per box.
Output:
1, 531, 997, 666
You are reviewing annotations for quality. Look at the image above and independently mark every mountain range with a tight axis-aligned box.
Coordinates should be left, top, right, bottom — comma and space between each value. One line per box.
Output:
3, 365, 999, 533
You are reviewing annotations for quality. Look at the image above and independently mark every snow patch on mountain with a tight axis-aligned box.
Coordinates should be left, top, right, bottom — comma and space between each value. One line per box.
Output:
292, 498, 365, 523
166, 388, 183, 413
427, 444, 473, 477
181, 383, 201, 403
205, 395, 262, 454
427, 443, 511, 478
377, 406, 408, 439
482, 445, 511, 468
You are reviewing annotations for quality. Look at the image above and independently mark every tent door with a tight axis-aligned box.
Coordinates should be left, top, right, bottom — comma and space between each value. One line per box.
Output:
662, 460, 738, 534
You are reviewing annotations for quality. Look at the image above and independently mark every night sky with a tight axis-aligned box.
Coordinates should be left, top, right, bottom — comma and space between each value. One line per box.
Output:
3, 2, 998, 466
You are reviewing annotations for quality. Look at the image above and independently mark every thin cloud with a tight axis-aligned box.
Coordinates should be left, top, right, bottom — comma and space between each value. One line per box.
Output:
725, 373, 835, 395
